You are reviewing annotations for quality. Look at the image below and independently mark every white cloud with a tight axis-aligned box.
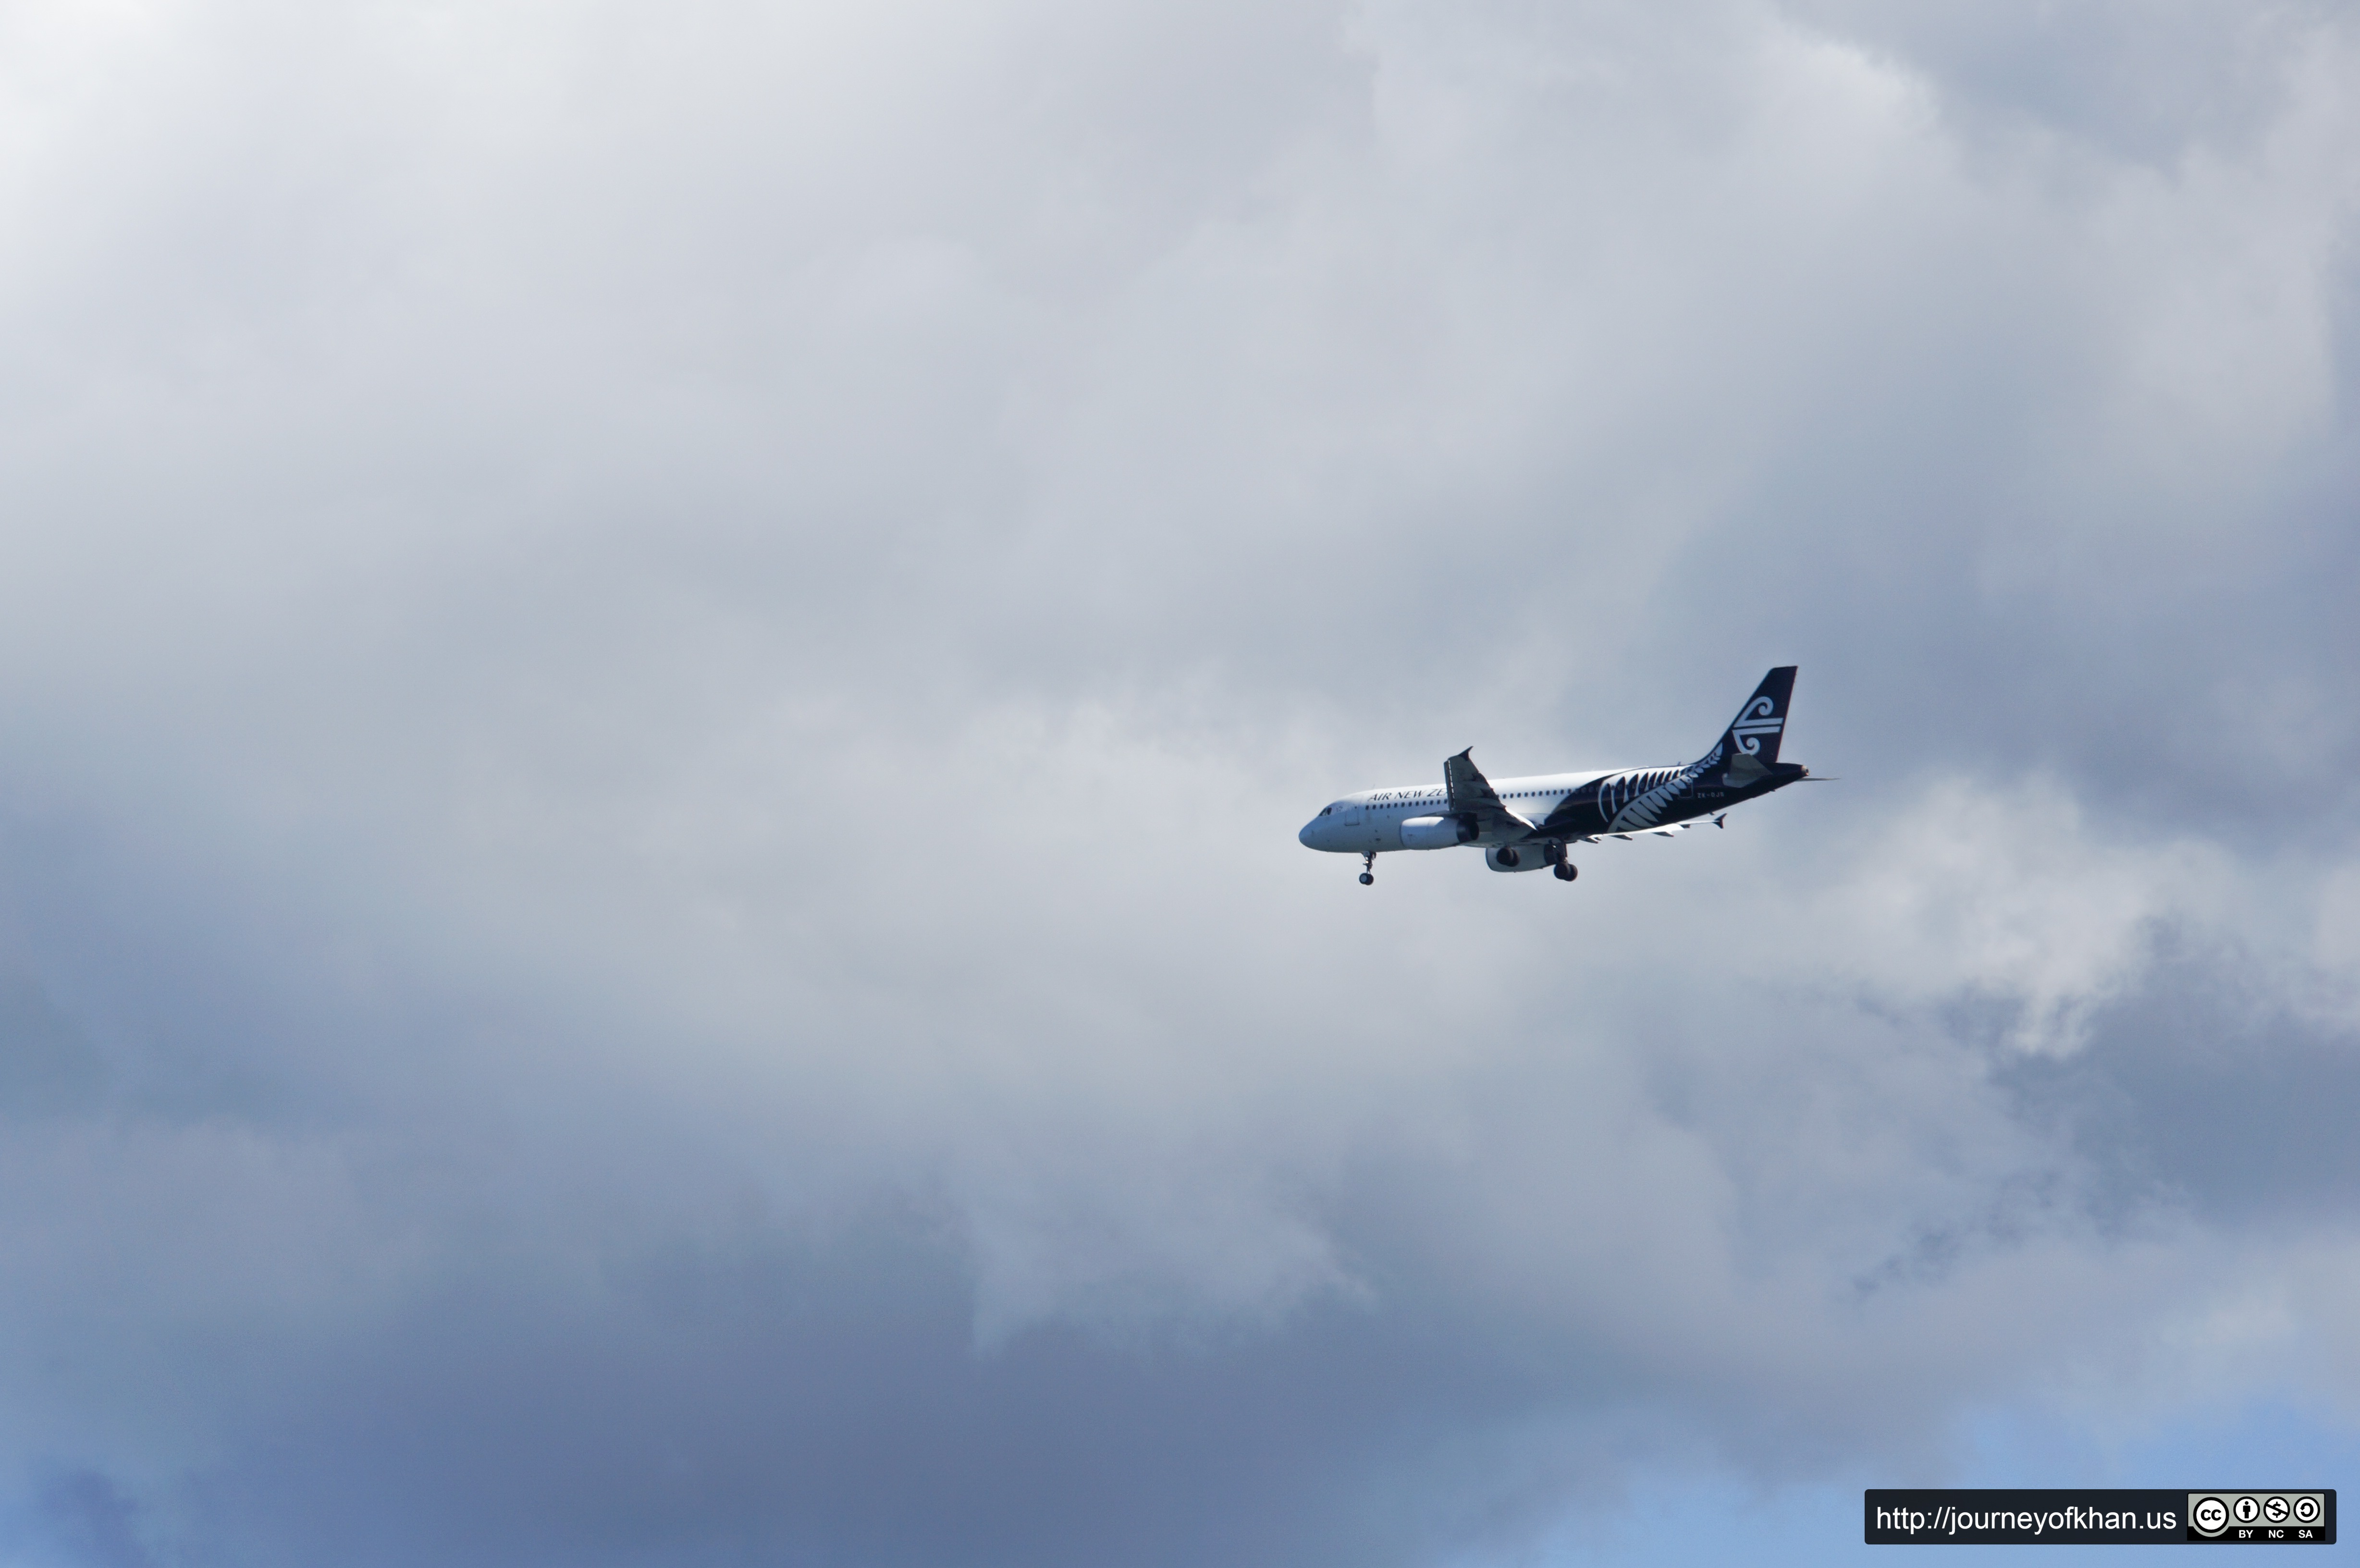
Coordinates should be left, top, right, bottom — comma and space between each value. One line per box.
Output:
1788, 776, 2242, 1053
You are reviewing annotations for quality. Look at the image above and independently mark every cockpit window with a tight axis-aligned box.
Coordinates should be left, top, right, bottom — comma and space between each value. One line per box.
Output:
1320, 807, 1331, 816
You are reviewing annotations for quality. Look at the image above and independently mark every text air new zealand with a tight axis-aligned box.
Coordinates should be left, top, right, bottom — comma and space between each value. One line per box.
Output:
1298, 667, 1817, 886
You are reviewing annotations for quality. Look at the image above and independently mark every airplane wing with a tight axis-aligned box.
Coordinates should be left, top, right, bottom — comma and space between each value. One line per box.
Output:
1594, 817, 1724, 842
1444, 749, 1536, 842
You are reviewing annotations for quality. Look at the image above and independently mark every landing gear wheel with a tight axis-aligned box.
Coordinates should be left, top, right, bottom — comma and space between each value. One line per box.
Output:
1553, 863, 1578, 882
1359, 871, 1374, 885
1359, 851, 1376, 887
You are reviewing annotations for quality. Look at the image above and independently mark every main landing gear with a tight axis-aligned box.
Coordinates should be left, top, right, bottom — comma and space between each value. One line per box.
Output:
1359, 851, 1376, 886
1547, 841, 1578, 883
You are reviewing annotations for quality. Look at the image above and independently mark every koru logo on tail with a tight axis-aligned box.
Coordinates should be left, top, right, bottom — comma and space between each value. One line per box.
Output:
1731, 696, 1783, 754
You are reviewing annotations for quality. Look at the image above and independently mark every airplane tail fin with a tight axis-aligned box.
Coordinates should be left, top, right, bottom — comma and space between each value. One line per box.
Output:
1705, 666, 1796, 780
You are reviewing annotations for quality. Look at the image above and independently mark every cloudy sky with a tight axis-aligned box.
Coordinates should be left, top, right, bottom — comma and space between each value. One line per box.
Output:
1, 0, 2356, 1562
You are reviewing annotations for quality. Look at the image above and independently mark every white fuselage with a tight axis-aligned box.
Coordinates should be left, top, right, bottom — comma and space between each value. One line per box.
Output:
1303, 668, 1806, 882
1296, 770, 1618, 855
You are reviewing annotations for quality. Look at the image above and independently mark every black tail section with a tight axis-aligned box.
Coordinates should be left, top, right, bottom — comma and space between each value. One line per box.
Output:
1704, 666, 1796, 779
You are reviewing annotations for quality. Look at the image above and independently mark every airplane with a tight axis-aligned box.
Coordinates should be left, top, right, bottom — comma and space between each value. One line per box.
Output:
1298, 666, 1812, 885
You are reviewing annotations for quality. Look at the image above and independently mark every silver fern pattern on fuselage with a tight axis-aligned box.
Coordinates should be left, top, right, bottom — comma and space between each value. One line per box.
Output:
1534, 733, 1796, 840
1601, 748, 1718, 831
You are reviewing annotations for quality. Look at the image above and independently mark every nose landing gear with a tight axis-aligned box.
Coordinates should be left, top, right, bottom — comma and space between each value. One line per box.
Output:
1359, 851, 1376, 886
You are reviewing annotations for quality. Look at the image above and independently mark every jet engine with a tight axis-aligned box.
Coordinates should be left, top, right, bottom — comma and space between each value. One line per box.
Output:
1486, 841, 1565, 873
1400, 814, 1476, 851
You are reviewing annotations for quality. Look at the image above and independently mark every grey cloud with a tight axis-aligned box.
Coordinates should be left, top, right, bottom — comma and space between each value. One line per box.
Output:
5, 1470, 153, 1568
0, 0, 2356, 1563
1782, 0, 2332, 164
2002, 928, 2360, 1227
169, 1218, 1512, 1568
0, 972, 107, 1118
